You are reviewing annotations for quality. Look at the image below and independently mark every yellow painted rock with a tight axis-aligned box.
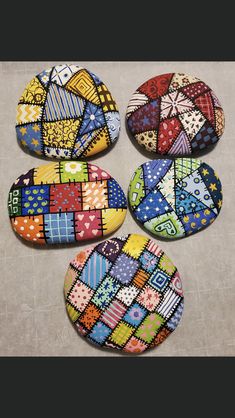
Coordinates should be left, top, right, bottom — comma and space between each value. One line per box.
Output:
16, 64, 120, 159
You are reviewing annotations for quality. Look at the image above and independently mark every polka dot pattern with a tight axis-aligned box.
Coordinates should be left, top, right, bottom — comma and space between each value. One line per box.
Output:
126, 72, 225, 155
128, 158, 223, 239
64, 234, 184, 353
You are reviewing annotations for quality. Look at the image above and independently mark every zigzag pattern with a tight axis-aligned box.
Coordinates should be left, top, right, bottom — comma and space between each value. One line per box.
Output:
17, 104, 42, 124
16, 65, 120, 159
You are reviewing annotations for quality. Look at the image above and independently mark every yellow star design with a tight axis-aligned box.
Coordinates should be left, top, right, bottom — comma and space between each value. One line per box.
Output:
202, 168, 209, 176
21, 140, 27, 146
214, 172, 219, 180
20, 127, 27, 136
218, 199, 222, 209
209, 183, 217, 192
31, 138, 39, 146
32, 124, 40, 132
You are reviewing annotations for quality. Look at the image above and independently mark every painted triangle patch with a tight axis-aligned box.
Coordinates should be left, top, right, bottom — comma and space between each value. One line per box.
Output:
78, 102, 106, 136
168, 131, 192, 155
175, 186, 209, 215
157, 164, 175, 210
134, 188, 173, 223
175, 158, 200, 182
43, 83, 85, 121
177, 169, 218, 214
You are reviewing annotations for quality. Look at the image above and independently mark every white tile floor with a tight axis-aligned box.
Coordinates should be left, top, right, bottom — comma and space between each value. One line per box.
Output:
0, 61, 234, 356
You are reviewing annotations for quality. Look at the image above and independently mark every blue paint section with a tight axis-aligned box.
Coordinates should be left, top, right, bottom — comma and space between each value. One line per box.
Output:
143, 159, 173, 191
80, 252, 111, 290
108, 179, 127, 208
44, 213, 75, 244
134, 189, 172, 223
16, 123, 43, 155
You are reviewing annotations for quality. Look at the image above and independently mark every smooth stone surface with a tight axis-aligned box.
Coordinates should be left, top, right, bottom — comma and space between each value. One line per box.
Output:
16, 64, 120, 159
8, 161, 127, 244
126, 72, 225, 155
129, 158, 223, 239
64, 234, 184, 353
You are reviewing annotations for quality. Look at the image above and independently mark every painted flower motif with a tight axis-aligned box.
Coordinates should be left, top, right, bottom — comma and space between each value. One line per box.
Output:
64, 162, 82, 174
171, 82, 179, 89
76, 251, 87, 265
42, 75, 49, 83
137, 285, 161, 311
129, 306, 144, 321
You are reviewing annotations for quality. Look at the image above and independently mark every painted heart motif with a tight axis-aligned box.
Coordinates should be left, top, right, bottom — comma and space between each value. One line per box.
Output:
77, 214, 84, 221
92, 229, 98, 235
89, 215, 95, 221
155, 220, 177, 236
78, 231, 84, 237
85, 223, 90, 229
101, 240, 120, 257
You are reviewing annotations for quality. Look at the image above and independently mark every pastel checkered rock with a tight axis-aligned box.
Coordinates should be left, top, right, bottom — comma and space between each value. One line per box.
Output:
64, 234, 184, 353
8, 161, 127, 245
16, 64, 120, 159
126, 73, 225, 155
128, 158, 223, 239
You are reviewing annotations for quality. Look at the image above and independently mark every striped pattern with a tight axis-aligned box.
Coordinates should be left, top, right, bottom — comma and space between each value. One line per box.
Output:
44, 83, 85, 121
101, 299, 126, 329
126, 91, 149, 119
166, 301, 184, 331
33, 163, 60, 185
133, 269, 149, 288
158, 288, 181, 319
168, 131, 191, 155
147, 240, 163, 257
80, 252, 111, 290
110, 322, 135, 346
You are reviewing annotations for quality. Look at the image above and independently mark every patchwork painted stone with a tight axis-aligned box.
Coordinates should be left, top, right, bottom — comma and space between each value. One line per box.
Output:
64, 234, 184, 353
16, 64, 120, 159
128, 158, 223, 239
126, 73, 225, 155
8, 161, 127, 244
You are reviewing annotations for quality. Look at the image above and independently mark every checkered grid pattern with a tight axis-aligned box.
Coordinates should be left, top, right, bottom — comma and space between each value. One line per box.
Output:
65, 234, 184, 353
44, 213, 75, 244
8, 161, 127, 245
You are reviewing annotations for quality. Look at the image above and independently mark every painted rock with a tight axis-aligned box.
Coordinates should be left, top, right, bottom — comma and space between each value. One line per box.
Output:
16, 64, 120, 159
129, 158, 223, 239
64, 234, 184, 353
8, 161, 127, 244
126, 72, 225, 155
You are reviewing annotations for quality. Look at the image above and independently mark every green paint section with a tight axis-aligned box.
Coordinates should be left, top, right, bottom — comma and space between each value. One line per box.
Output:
128, 166, 145, 209
144, 212, 185, 239
175, 158, 201, 182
